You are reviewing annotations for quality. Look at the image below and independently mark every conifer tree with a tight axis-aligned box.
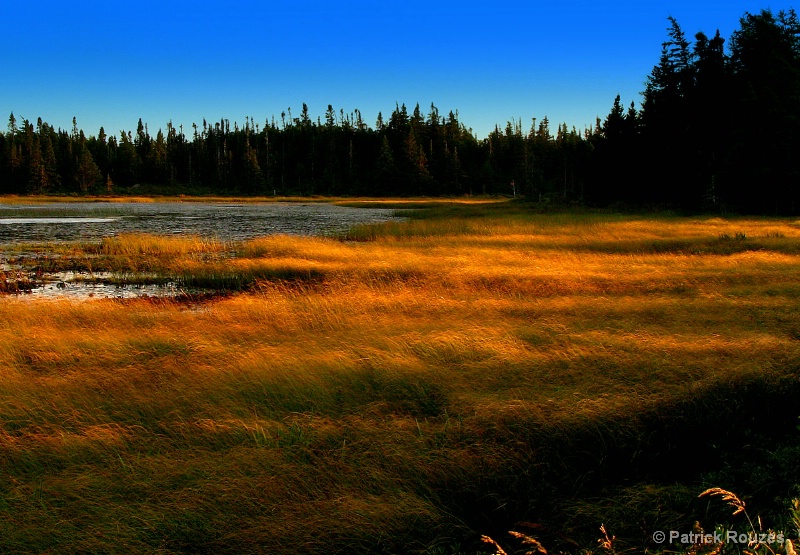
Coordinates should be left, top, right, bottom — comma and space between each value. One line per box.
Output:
727, 9, 800, 212
5, 113, 22, 192
27, 131, 47, 194
40, 126, 60, 191
374, 135, 397, 194
75, 144, 101, 192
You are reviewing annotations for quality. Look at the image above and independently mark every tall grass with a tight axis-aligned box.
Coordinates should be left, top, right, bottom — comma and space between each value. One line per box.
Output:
1, 204, 799, 553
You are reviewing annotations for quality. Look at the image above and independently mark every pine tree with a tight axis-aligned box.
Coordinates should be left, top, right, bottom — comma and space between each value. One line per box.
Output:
374, 135, 397, 195
75, 145, 101, 192
726, 9, 800, 212
692, 30, 728, 210
27, 131, 47, 194
115, 131, 140, 187
602, 95, 625, 141
40, 127, 60, 190
5, 113, 22, 192
640, 16, 701, 207
242, 143, 264, 194
148, 129, 168, 183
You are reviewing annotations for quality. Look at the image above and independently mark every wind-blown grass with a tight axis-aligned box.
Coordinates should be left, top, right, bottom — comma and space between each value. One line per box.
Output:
1, 202, 799, 553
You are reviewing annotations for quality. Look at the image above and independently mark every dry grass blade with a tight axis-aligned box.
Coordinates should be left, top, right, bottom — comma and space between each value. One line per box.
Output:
509, 530, 548, 554
598, 524, 617, 554
700, 488, 747, 516
481, 535, 509, 555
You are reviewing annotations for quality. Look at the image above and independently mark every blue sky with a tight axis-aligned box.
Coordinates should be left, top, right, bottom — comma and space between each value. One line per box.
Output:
2, 0, 792, 139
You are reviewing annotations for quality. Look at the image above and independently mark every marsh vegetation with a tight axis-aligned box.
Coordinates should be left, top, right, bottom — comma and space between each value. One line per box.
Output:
0, 199, 402, 297
1, 200, 799, 553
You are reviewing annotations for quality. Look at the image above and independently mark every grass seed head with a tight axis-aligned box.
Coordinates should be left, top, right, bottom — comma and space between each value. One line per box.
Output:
700, 488, 747, 516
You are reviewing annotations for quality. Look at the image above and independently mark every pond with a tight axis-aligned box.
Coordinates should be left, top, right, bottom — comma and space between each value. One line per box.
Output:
0, 201, 402, 243
0, 201, 404, 299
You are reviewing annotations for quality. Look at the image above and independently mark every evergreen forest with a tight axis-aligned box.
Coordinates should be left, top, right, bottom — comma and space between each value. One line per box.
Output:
2, 8, 799, 214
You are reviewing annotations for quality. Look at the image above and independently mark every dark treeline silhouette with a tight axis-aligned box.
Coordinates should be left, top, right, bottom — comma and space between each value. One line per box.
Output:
0, 103, 592, 201
598, 8, 800, 214
2, 8, 798, 214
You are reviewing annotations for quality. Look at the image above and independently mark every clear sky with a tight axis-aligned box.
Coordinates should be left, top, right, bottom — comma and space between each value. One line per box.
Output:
2, 0, 793, 139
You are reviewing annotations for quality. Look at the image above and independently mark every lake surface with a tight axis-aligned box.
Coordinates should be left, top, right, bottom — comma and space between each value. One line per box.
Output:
0, 201, 404, 299
0, 202, 403, 244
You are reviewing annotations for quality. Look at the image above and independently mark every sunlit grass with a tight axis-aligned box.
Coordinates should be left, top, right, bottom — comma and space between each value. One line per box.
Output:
1, 203, 800, 553
97, 233, 229, 256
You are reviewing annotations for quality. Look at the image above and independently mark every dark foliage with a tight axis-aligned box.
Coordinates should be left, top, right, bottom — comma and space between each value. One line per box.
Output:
634, 9, 800, 214
2, 8, 798, 214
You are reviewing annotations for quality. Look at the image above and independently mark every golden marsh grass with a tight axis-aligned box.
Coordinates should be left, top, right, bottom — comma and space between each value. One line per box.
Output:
1, 203, 799, 553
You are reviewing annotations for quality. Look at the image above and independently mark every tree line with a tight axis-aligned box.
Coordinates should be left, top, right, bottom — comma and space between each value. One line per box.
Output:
2, 8, 798, 214
0, 103, 592, 201
602, 8, 800, 214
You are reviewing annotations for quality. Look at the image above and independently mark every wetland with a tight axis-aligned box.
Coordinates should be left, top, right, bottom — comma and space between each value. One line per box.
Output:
0, 200, 403, 298
1, 199, 799, 554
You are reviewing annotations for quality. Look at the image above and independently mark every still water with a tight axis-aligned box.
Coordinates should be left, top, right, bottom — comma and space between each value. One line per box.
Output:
0, 201, 404, 299
0, 202, 401, 243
